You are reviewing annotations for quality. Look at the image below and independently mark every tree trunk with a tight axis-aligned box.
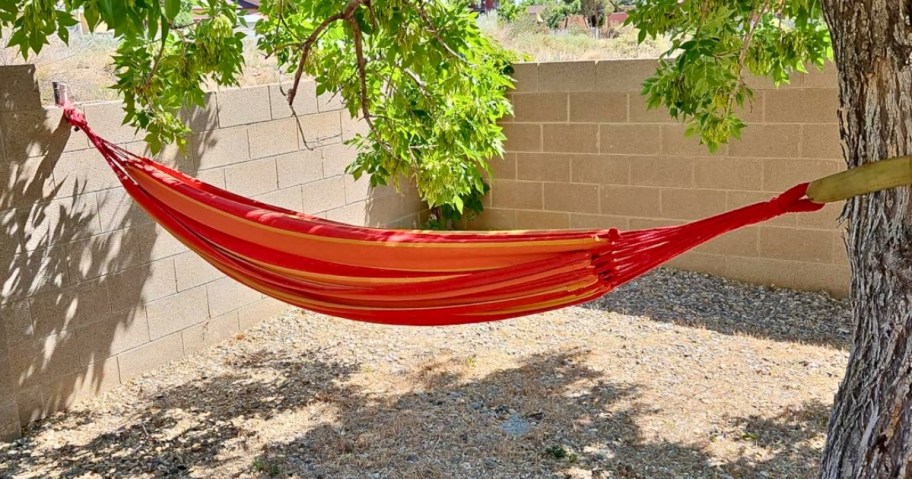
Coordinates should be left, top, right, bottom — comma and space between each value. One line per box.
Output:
819, 2, 912, 477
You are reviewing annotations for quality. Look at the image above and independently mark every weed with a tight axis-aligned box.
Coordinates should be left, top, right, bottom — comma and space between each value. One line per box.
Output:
544, 445, 578, 462
252, 456, 282, 477
739, 430, 760, 442
465, 355, 478, 368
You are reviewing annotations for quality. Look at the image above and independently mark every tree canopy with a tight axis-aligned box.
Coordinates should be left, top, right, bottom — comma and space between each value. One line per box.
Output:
0, 0, 515, 222
628, 0, 831, 150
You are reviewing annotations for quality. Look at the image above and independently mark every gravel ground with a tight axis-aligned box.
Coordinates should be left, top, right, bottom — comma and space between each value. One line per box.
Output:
0, 268, 852, 479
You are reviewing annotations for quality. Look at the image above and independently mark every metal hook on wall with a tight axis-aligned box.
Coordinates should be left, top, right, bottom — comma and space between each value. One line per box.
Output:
52, 81, 79, 132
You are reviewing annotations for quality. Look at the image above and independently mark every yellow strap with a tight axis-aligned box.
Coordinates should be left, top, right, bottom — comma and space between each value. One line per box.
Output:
806, 156, 912, 204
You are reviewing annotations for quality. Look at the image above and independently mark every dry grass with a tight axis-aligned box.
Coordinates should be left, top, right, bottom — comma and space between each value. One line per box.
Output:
0, 270, 848, 479
3, 19, 666, 105
479, 15, 669, 62
0, 34, 121, 102
0, 33, 284, 104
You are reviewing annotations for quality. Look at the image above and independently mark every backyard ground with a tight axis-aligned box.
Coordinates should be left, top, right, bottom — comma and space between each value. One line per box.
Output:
0, 268, 850, 479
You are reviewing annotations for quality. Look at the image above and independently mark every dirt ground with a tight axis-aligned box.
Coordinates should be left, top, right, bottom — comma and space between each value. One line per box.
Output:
0, 270, 850, 479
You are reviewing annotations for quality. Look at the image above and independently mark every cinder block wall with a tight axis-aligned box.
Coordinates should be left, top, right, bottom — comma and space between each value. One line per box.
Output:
0, 65, 423, 440
474, 59, 848, 295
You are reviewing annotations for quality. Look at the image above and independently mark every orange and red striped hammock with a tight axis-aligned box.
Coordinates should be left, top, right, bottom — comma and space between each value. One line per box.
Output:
63, 105, 825, 326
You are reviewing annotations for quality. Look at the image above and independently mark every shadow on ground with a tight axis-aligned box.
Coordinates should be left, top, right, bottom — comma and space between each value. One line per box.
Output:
0, 347, 830, 479
587, 268, 852, 349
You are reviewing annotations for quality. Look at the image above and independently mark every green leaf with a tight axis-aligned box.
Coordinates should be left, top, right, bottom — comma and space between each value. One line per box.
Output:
165, 0, 182, 20
83, 6, 100, 31
57, 23, 69, 44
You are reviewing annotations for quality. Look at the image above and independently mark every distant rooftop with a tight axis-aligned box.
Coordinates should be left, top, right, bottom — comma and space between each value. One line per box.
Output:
606, 12, 629, 24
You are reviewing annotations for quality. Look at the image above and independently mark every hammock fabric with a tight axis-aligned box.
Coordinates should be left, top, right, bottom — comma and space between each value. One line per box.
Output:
63, 105, 824, 326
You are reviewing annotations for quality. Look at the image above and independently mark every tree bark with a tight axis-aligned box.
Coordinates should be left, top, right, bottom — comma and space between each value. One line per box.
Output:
819, 1, 912, 477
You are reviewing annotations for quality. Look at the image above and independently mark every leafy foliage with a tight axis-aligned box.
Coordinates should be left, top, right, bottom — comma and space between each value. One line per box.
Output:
173, 0, 196, 28
0, 0, 516, 221
497, 0, 528, 23
1, 0, 246, 153
544, 1, 579, 29
256, 0, 514, 214
521, 0, 612, 30
626, 0, 832, 150
426, 182, 490, 230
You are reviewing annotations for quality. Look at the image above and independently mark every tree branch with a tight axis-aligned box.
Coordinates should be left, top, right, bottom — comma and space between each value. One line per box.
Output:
143, 35, 169, 93
351, 18, 372, 128
285, 0, 403, 160
168, 18, 204, 30
287, 0, 370, 105
286, 12, 343, 105
365, 0, 379, 31
409, 0, 467, 63
725, 0, 776, 117
348, 16, 401, 160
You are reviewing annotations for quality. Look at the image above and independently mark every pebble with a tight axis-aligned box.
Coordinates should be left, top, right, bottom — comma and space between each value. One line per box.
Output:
499, 414, 532, 437
589, 269, 850, 347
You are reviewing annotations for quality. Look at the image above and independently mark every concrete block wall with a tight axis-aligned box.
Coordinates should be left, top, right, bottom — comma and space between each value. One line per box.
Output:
0, 65, 423, 440
475, 59, 849, 295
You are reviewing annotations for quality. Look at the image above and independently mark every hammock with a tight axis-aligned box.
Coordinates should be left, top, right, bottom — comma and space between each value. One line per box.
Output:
60, 105, 892, 326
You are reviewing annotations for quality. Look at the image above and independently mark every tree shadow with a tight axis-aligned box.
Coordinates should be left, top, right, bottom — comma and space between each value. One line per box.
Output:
255, 351, 830, 479
261, 350, 636, 478
586, 268, 852, 349
0, 64, 216, 437
1, 350, 362, 478
0, 347, 831, 478
718, 400, 830, 478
